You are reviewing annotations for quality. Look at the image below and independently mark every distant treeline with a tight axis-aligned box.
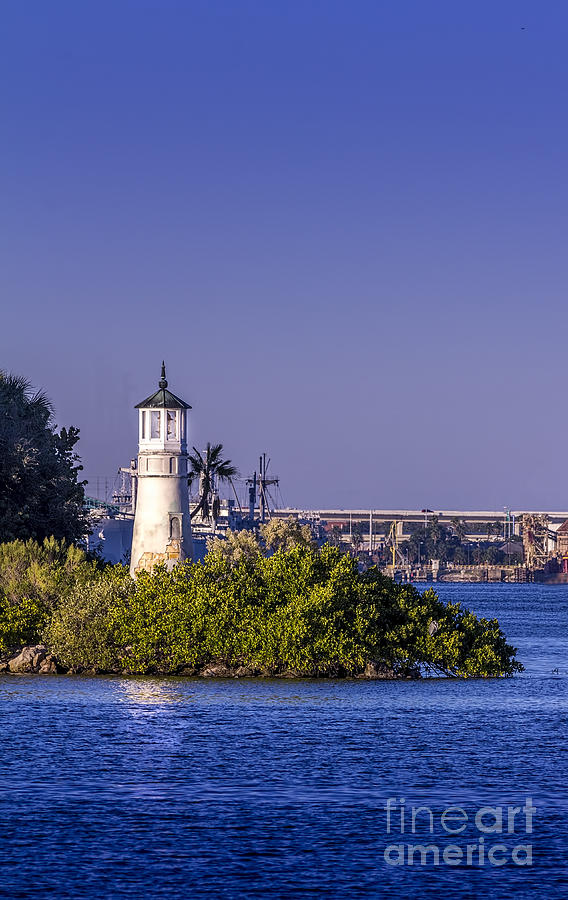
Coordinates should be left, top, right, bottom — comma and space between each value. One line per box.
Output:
335, 517, 523, 566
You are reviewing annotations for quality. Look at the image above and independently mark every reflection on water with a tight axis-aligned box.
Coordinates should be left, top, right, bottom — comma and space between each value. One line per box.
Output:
0, 583, 566, 899
117, 678, 194, 710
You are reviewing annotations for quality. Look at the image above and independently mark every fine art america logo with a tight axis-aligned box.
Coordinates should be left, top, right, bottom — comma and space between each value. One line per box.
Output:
382, 798, 535, 867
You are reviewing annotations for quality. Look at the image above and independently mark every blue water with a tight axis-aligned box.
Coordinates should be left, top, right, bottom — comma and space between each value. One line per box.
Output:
0, 584, 566, 899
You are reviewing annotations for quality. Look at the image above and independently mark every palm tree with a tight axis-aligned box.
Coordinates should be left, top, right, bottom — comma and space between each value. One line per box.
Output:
0, 371, 53, 434
450, 517, 467, 543
327, 525, 342, 548
188, 443, 239, 523
351, 521, 365, 555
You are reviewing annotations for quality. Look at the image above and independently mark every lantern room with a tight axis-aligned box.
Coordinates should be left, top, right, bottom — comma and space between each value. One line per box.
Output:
134, 362, 191, 453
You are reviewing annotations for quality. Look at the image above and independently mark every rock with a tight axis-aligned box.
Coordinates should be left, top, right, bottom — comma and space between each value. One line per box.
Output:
200, 663, 234, 678
6, 645, 63, 674
0, 662, 9, 674
234, 665, 261, 677
358, 661, 396, 679
8, 646, 40, 673
357, 661, 421, 680
32, 648, 48, 668
38, 656, 58, 674
405, 665, 421, 679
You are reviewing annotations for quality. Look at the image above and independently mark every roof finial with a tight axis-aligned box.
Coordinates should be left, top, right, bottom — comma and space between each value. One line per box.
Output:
159, 361, 168, 389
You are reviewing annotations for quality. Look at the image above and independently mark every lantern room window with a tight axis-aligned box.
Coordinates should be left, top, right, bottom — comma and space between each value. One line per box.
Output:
167, 410, 177, 440
150, 411, 161, 439
141, 411, 147, 439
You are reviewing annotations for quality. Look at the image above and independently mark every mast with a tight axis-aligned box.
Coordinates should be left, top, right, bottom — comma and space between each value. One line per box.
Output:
246, 453, 279, 524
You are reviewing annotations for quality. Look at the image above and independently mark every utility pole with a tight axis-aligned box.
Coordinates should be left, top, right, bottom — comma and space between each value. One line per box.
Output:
369, 509, 373, 556
248, 471, 257, 522
504, 508, 512, 541
389, 521, 398, 567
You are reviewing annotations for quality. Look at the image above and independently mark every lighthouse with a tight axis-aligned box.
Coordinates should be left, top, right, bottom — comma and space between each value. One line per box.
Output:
130, 363, 194, 576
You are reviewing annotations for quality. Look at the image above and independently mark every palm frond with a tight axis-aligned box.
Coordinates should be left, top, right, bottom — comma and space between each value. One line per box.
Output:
188, 447, 205, 475
216, 460, 238, 481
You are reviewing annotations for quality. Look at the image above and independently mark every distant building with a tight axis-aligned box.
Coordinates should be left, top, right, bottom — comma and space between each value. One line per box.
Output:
87, 512, 133, 565
556, 519, 568, 572
129, 363, 194, 576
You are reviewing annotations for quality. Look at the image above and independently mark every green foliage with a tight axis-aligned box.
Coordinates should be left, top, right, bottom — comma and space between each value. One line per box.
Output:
0, 371, 87, 544
360, 581, 522, 678
40, 545, 522, 678
0, 538, 98, 652
45, 566, 132, 672
0, 596, 50, 653
206, 528, 263, 566
260, 516, 315, 552
206, 518, 315, 567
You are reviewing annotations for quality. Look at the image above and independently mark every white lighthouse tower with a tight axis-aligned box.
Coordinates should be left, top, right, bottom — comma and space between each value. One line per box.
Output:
130, 363, 194, 576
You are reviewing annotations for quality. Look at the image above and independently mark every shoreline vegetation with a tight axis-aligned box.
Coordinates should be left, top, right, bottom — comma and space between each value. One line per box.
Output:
0, 371, 522, 680
0, 536, 522, 679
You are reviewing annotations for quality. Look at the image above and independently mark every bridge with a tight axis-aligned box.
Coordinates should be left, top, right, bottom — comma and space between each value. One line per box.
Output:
271, 507, 568, 541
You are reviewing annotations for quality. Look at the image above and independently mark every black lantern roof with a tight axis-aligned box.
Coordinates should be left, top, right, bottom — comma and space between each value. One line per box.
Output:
134, 363, 192, 410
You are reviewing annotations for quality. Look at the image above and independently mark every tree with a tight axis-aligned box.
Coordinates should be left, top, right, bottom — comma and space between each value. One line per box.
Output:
0, 371, 87, 544
206, 518, 314, 566
261, 516, 315, 552
428, 514, 442, 545
327, 525, 342, 548
206, 529, 262, 566
485, 545, 503, 565
484, 521, 501, 542
403, 526, 426, 565
351, 521, 365, 554
188, 443, 238, 524
454, 546, 468, 566
450, 517, 467, 543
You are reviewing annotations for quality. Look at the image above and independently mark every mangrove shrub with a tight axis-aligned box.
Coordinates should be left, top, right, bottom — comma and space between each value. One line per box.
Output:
0, 538, 98, 652
45, 545, 522, 678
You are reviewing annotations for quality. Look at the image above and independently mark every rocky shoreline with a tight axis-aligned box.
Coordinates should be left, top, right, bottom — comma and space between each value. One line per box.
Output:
0, 646, 420, 679
0, 646, 61, 675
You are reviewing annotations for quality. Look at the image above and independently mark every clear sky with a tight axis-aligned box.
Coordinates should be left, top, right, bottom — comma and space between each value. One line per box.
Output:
1, 1, 567, 510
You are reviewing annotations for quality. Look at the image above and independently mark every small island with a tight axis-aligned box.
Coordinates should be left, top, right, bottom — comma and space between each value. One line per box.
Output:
0, 369, 521, 679
0, 533, 521, 678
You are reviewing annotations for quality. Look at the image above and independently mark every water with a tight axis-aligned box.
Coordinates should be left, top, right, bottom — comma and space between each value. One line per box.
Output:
0, 584, 566, 899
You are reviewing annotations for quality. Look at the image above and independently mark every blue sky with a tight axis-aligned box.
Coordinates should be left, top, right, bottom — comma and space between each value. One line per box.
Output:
1, 1, 567, 509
